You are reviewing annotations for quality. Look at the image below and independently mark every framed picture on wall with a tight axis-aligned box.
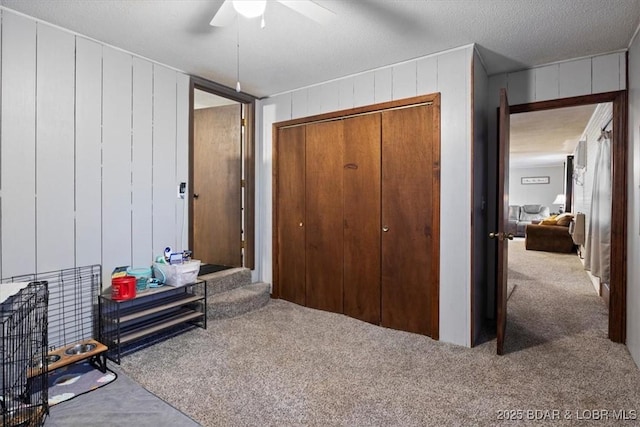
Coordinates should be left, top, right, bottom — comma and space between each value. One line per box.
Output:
521, 176, 550, 185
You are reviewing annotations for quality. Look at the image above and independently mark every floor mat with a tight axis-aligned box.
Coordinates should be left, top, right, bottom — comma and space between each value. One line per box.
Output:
35, 361, 117, 406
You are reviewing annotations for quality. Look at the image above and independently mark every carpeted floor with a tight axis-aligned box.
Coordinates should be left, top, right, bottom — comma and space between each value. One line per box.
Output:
199, 264, 234, 276
119, 240, 640, 426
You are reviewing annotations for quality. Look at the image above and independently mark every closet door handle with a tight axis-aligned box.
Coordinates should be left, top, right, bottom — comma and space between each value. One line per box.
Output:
299, 222, 304, 227
382, 226, 389, 232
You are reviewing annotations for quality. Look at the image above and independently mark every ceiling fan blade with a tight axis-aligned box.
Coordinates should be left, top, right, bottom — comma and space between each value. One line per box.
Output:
278, 0, 335, 25
210, 0, 236, 27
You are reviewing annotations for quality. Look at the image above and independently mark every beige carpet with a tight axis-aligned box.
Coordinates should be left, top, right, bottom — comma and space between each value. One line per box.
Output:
120, 241, 640, 426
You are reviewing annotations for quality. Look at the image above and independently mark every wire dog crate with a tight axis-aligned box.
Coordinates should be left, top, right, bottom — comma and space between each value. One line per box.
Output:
1, 281, 48, 427
5, 265, 101, 351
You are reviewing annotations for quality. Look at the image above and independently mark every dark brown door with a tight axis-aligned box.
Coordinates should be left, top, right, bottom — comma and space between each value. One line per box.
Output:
496, 88, 511, 355
305, 120, 344, 313
276, 126, 306, 305
193, 104, 242, 267
343, 114, 381, 324
381, 105, 437, 336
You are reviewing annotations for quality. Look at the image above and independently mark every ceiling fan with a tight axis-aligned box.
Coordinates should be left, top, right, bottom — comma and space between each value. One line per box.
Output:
210, 0, 335, 27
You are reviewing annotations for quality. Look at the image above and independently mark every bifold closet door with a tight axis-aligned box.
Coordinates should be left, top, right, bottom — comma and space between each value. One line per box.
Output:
276, 126, 307, 306
343, 114, 381, 324
305, 120, 344, 313
381, 104, 438, 336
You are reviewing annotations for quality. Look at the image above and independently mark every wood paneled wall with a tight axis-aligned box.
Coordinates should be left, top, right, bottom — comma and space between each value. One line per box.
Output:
0, 10, 189, 285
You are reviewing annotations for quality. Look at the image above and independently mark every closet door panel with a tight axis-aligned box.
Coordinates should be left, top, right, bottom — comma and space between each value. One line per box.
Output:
275, 126, 306, 306
305, 120, 344, 313
343, 114, 381, 324
381, 105, 435, 336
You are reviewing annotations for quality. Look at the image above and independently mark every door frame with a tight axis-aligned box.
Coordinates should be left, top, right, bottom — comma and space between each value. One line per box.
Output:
272, 94, 441, 338
188, 76, 257, 269
496, 89, 510, 355
500, 89, 628, 343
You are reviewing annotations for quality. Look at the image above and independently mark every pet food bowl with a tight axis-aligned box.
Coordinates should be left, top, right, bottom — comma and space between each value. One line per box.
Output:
64, 342, 96, 356
2, 406, 39, 427
30, 354, 61, 368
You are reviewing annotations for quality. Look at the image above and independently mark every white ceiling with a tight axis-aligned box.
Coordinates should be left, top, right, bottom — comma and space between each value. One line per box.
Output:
510, 104, 598, 169
1, 0, 639, 98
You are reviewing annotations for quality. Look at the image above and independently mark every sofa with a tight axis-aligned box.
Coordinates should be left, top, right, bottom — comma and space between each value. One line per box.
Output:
525, 213, 575, 253
507, 204, 551, 237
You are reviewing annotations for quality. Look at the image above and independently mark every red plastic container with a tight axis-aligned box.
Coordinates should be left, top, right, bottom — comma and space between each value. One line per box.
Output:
111, 276, 136, 301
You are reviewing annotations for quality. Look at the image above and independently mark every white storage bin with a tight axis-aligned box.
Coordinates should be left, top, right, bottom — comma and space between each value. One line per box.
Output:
153, 260, 201, 287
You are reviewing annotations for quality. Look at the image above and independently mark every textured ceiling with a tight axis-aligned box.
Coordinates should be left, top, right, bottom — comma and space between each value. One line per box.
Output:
510, 104, 598, 169
1, 0, 639, 98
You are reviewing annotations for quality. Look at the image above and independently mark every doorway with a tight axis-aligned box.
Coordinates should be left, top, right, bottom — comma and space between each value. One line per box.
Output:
492, 90, 627, 354
506, 102, 614, 347
189, 78, 256, 270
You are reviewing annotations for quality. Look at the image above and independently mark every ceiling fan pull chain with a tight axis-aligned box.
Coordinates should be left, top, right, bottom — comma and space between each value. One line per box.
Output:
236, 17, 241, 93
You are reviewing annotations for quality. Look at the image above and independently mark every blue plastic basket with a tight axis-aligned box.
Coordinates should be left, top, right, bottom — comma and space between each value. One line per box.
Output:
126, 267, 152, 292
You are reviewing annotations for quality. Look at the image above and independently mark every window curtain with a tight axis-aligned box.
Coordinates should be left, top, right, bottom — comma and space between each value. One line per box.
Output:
584, 133, 611, 284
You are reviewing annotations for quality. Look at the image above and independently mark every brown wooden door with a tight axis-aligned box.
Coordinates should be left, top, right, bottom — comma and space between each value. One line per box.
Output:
381, 104, 439, 336
343, 114, 381, 324
496, 88, 510, 355
275, 126, 307, 305
305, 120, 344, 313
193, 104, 242, 267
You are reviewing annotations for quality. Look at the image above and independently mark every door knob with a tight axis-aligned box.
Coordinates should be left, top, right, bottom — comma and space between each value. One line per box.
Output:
382, 226, 389, 232
193, 193, 199, 199
489, 232, 497, 239
506, 233, 514, 240
299, 222, 304, 227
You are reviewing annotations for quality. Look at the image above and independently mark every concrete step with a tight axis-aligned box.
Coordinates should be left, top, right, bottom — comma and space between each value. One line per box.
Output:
198, 267, 252, 296
207, 282, 271, 320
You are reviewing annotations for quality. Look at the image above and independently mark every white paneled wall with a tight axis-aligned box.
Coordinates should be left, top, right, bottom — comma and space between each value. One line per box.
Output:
0, 10, 189, 286
472, 49, 489, 346
338, 78, 354, 110
392, 61, 417, 100
490, 52, 626, 108
1, 12, 37, 278
132, 58, 154, 267
374, 67, 392, 103
102, 47, 133, 276
36, 25, 76, 273
258, 45, 474, 346
75, 38, 102, 269
176, 74, 190, 252
353, 72, 375, 107
627, 29, 640, 369
152, 65, 179, 258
